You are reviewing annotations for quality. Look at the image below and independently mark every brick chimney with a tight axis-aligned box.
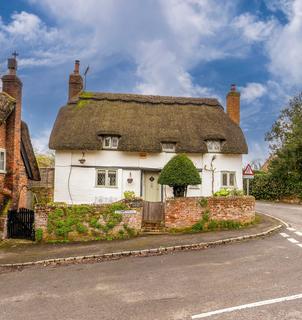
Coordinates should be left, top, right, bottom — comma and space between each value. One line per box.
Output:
1, 55, 23, 209
226, 84, 240, 125
68, 60, 83, 101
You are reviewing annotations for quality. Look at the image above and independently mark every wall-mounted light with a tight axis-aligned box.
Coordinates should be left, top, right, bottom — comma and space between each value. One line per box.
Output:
127, 172, 133, 184
79, 152, 86, 164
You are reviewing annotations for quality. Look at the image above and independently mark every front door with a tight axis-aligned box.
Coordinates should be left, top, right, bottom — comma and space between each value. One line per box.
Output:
143, 171, 161, 202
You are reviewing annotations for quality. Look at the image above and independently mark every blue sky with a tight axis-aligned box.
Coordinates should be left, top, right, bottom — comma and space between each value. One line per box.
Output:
0, 0, 301, 164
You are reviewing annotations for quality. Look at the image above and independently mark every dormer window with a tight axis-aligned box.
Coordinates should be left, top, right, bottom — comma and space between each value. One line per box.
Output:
103, 136, 119, 150
162, 142, 176, 153
206, 140, 221, 153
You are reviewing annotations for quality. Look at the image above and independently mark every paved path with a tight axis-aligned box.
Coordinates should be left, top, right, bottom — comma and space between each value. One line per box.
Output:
256, 201, 302, 228
1, 202, 302, 320
0, 213, 276, 265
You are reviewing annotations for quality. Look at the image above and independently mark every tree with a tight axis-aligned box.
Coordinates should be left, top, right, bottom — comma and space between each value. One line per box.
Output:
158, 154, 201, 197
35, 151, 55, 168
265, 92, 302, 199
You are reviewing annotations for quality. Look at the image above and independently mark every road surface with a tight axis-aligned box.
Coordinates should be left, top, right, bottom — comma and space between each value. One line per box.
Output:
1, 201, 302, 320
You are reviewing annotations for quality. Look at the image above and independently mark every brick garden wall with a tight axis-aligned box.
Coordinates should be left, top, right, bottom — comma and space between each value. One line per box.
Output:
165, 196, 255, 229
35, 201, 143, 241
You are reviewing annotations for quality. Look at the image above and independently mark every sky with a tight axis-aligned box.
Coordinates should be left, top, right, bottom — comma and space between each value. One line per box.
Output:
0, 0, 301, 164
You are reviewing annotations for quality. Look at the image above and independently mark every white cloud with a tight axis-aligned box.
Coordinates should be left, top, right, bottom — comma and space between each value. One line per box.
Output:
241, 82, 267, 103
267, 0, 302, 85
243, 141, 269, 166
31, 129, 51, 153
233, 13, 278, 42
24, 0, 250, 96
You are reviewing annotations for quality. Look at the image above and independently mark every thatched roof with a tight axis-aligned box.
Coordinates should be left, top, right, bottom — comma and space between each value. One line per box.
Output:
49, 92, 248, 154
21, 121, 40, 181
0, 92, 15, 125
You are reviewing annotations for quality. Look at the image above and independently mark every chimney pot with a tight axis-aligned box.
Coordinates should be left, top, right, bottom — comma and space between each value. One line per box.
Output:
231, 83, 236, 92
68, 59, 83, 101
8, 58, 17, 75
74, 60, 80, 74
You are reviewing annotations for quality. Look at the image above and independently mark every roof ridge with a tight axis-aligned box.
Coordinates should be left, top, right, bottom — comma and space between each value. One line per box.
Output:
73, 91, 222, 107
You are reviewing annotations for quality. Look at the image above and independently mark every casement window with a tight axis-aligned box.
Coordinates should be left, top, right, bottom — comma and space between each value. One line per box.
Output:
96, 169, 118, 187
0, 149, 6, 173
102, 136, 119, 150
206, 140, 221, 153
161, 142, 176, 153
221, 171, 236, 188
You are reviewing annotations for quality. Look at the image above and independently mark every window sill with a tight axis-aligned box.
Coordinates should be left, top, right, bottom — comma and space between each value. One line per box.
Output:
95, 185, 119, 189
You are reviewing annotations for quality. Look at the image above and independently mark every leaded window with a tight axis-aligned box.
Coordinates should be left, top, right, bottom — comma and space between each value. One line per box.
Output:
96, 169, 118, 187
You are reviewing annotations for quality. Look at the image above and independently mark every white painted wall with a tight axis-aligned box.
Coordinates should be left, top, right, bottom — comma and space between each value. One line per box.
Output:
54, 150, 243, 204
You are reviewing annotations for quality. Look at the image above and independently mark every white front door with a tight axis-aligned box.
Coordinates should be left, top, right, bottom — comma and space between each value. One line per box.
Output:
143, 172, 161, 202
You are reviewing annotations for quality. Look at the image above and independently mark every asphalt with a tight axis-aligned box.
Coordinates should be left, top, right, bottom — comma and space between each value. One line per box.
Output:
0, 202, 301, 320
0, 213, 278, 265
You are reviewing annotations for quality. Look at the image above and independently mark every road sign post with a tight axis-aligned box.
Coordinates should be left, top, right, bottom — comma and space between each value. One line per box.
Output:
243, 164, 254, 196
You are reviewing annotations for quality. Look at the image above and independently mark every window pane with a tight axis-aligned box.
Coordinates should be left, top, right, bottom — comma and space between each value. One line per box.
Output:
111, 137, 119, 148
104, 137, 111, 148
162, 143, 175, 152
97, 171, 106, 186
222, 173, 228, 186
108, 170, 117, 186
0, 152, 4, 171
207, 140, 221, 152
229, 173, 235, 186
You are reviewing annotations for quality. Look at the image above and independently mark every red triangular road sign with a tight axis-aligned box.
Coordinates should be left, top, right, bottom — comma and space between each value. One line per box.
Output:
243, 164, 254, 176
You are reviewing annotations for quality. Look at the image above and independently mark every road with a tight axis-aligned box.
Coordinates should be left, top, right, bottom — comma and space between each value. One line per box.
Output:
0, 201, 302, 320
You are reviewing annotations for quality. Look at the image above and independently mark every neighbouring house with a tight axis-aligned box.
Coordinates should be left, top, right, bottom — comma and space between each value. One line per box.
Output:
0, 56, 40, 211
49, 61, 248, 204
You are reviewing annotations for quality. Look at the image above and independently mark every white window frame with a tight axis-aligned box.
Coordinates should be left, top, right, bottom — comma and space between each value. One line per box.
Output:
0, 148, 6, 173
221, 171, 236, 188
161, 142, 176, 153
96, 169, 118, 188
102, 137, 119, 150
206, 140, 221, 153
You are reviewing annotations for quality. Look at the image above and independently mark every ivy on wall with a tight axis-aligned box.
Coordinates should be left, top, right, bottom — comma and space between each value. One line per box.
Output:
46, 202, 137, 241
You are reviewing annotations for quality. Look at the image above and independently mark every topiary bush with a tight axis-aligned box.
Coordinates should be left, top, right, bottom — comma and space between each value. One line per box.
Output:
158, 154, 201, 197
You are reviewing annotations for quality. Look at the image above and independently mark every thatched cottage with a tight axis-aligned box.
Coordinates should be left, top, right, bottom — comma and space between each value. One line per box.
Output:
0, 56, 40, 211
49, 61, 248, 204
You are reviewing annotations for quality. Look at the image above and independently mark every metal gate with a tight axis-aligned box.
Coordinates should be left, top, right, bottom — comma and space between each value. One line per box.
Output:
142, 201, 165, 223
7, 208, 35, 241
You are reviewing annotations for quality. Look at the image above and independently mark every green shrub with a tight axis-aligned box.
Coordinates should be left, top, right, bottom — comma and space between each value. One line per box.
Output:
124, 191, 136, 200
191, 220, 204, 232
213, 188, 231, 197
158, 154, 201, 197
198, 198, 208, 208
202, 210, 210, 222
213, 188, 244, 197
35, 228, 43, 242
76, 223, 88, 234
230, 189, 244, 196
208, 220, 219, 230
89, 217, 101, 229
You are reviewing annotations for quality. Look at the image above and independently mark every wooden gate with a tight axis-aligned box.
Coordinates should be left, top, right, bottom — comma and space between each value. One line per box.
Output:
7, 208, 35, 241
142, 201, 165, 223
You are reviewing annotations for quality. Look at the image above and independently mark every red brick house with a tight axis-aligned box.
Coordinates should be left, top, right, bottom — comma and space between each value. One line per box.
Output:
0, 56, 40, 212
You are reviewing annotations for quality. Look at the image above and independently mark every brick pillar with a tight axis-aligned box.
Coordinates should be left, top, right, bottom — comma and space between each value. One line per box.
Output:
1, 57, 23, 209
226, 84, 240, 125
68, 60, 83, 102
